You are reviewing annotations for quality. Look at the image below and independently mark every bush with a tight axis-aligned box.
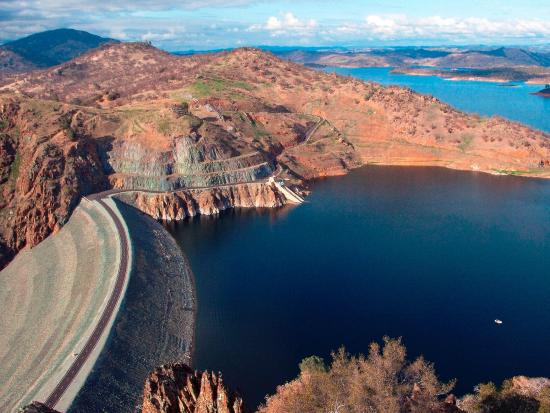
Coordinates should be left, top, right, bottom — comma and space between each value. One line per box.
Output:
259, 337, 454, 413
299, 356, 327, 374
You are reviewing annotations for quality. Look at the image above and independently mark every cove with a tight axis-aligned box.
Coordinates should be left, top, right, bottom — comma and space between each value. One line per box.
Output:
168, 165, 550, 408
323, 67, 550, 133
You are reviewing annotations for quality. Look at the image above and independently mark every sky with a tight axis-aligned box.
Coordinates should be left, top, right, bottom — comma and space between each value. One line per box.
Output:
1, 0, 549, 50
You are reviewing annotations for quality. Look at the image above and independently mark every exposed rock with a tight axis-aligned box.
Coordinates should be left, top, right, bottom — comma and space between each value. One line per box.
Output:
508, 375, 550, 398
142, 363, 244, 413
0, 98, 109, 269
21, 402, 60, 413
116, 182, 286, 221
1, 42, 550, 269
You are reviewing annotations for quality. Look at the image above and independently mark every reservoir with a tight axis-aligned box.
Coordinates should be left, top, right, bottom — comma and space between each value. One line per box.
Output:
168, 68, 550, 408
169, 166, 550, 407
324, 67, 550, 133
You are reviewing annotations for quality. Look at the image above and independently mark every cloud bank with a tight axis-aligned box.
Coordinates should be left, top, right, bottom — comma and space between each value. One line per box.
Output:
0, 1, 549, 49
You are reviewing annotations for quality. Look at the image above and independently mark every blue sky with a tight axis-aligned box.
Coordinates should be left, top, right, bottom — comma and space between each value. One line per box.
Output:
1, 0, 549, 50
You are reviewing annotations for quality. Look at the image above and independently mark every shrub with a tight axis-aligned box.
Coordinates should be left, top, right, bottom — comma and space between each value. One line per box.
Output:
259, 337, 454, 413
299, 356, 327, 374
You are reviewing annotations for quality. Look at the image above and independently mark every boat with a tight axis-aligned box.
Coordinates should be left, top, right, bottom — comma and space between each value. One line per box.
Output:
494, 319, 503, 325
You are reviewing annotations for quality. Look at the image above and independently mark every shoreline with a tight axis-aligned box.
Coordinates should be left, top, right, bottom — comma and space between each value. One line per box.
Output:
44, 198, 133, 410
5, 162, 550, 411
68, 199, 196, 413
390, 68, 550, 85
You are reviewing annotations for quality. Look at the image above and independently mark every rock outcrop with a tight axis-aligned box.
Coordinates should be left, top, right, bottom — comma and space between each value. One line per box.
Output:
21, 402, 60, 413
507, 375, 550, 398
116, 182, 286, 220
142, 363, 244, 413
0, 98, 109, 269
1, 42, 550, 269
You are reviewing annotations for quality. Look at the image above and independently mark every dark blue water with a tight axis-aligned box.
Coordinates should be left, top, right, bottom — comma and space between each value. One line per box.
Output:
169, 166, 550, 408
323, 67, 550, 133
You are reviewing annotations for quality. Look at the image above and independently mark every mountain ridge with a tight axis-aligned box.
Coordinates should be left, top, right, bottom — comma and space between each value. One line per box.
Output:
1, 40, 550, 271
0, 28, 118, 73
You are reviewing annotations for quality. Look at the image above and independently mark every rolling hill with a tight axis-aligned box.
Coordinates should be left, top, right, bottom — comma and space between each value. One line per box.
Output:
0, 28, 118, 73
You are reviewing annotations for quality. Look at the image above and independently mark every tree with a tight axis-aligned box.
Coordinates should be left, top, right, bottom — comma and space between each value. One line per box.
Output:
259, 337, 455, 413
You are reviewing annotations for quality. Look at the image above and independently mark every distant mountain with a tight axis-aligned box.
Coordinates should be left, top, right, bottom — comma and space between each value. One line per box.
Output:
275, 46, 550, 69
0, 28, 118, 73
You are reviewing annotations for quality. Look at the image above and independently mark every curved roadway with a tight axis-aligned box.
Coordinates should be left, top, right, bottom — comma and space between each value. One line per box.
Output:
42, 119, 321, 408
44, 199, 129, 409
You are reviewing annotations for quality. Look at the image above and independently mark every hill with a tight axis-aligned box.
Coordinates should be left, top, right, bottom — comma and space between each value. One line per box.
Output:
0, 42, 549, 269
0, 28, 117, 73
276, 46, 550, 70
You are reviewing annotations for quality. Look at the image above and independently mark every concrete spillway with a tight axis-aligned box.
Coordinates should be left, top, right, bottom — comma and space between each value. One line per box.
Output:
269, 177, 305, 204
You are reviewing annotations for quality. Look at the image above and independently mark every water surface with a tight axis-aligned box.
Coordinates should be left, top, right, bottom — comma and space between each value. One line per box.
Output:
169, 166, 550, 408
323, 67, 550, 133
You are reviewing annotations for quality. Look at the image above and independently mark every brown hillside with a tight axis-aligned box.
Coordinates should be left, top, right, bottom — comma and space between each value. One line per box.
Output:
0, 43, 549, 268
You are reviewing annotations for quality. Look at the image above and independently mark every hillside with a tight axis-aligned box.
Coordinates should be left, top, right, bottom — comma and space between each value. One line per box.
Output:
0, 42, 549, 269
277, 46, 550, 69
0, 28, 117, 74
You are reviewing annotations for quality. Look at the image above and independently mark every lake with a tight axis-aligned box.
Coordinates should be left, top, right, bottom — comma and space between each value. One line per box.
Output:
169, 166, 550, 407
167, 68, 550, 409
323, 67, 550, 133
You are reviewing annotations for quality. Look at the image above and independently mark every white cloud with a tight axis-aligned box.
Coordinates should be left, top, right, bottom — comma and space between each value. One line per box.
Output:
1, 1, 549, 50
365, 15, 403, 36
266, 16, 283, 30
141, 28, 184, 42
349, 14, 550, 40
249, 12, 317, 36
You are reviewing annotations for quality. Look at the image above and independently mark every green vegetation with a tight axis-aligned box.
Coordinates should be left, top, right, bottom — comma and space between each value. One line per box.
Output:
58, 115, 75, 140
459, 133, 474, 152
9, 152, 21, 182
299, 356, 327, 374
492, 168, 542, 176
364, 85, 379, 101
461, 380, 550, 413
189, 78, 253, 98
253, 126, 270, 140
156, 117, 171, 135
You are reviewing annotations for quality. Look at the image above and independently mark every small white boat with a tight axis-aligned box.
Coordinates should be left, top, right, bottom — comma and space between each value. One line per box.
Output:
494, 319, 503, 325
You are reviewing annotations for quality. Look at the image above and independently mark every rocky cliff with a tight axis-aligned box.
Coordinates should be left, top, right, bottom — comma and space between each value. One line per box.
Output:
142, 363, 244, 413
1, 42, 550, 269
0, 98, 109, 268
116, 182, 286, 220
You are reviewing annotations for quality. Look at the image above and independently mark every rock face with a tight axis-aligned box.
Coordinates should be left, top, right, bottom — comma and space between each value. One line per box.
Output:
116, 182, 286, 220
0, 98, 109, 269
508, 375, 550, 398
1, 42, 550, 269
142, 363, 244, 413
